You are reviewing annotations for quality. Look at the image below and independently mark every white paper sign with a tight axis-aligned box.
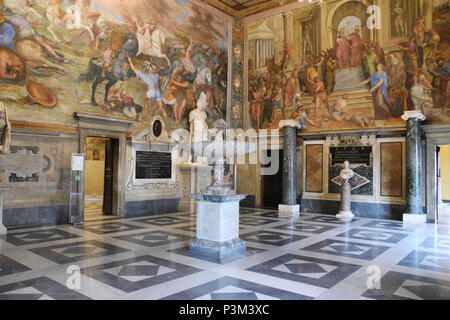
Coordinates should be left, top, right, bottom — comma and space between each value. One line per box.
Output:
71, 153, 85, 171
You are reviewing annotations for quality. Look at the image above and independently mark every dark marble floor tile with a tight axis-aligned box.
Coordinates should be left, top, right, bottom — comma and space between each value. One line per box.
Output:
303, 215, 359, 225
361, 220, 417, 232
173, 224, 197, 233
239, 217, 279, 227
0, 228, 80, 246
82, 255, 202, 293
420, 236, 450, 251
0, 277, 90, 300
30, 240, 129, 264
0, 254, 31, 277
168, 245, 266, 264
362, 271, 450, 300
276, 222, 337, 234
398, 250, 450, 274
81, 222, 145, 235
247, 254, 361, 289
161, 276, 312, 300
259, 212, 283, 218
134, 216, 193, 226
240, 230, 308, 247
114, 230, 190, 247
239, 208, 262, 215
302, 239, 390, 260
335, 228, 408, 244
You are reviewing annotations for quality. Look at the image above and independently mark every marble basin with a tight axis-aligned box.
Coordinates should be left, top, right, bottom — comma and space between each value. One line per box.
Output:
187, 140, 258, 196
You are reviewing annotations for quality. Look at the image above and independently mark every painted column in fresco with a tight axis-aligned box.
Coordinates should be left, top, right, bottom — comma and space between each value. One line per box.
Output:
402, 111, 425, 219
231, 16, 244, 129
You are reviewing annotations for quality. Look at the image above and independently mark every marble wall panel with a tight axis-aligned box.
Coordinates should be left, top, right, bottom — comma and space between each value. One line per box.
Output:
380, 142, 403, 197
305, 145, 323, 193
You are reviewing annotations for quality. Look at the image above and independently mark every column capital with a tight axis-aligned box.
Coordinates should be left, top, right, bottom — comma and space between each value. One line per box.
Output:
401, 111, 426, 122
279, 120, 301, 129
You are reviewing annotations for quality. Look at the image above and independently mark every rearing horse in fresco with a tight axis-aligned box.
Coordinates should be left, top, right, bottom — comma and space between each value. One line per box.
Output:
79, 33, 139, 106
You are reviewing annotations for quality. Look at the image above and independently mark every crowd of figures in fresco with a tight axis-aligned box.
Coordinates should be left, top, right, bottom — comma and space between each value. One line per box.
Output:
248, 5, 450, 131
0, 0, 228, 127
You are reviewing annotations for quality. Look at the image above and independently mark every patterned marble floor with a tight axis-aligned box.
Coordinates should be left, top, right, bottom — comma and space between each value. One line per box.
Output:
0, 208, 449, 300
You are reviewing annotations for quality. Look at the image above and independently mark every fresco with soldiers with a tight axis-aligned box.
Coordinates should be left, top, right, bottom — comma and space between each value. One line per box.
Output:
0, 0, 230, 128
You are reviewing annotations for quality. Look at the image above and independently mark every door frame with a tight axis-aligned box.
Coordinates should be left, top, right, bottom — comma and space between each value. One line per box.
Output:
424, 124, 450, 222
76, 113, 133, 221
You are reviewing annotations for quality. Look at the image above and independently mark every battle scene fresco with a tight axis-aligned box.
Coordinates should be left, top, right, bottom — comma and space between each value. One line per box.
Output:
246, 0, 450, 132
0, 0, 230, 129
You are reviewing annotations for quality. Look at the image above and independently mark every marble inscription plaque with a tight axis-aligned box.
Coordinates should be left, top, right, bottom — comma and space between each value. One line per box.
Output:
135, 151, 172, 180
380, 142, 402, 197
306, 145, 323, 193
330, 146, 372, 167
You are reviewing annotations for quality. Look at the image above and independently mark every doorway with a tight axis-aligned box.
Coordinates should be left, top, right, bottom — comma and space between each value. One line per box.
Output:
84, 137, 119, 220
262, 149, 283, 209
437, 145, 450, 223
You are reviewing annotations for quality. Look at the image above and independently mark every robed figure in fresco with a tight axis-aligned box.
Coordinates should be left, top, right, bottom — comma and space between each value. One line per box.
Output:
349, 29, 365, 68
335, 31, 349, 70
356, 63, 394, 120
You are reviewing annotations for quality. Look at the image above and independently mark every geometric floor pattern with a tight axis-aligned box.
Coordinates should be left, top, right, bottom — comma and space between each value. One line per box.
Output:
0, 209, 449, 300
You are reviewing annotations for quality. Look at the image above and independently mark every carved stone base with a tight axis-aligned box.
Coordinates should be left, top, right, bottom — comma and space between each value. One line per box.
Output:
189, 193, 247, 258
278, 204, 300, 218
336, 211, 355, 223
189, 238, 246, 258
403, 213, 427, 224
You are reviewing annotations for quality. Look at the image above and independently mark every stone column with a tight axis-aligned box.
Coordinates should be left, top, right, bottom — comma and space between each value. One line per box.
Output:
0, 184, 11, 235
278, 120, 301, 216
402, 111, 426, 224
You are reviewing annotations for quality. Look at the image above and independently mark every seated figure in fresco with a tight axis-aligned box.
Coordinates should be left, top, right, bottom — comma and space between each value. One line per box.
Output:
330, 94, 371, 127
410, 71, 435, 115
356, 63, 394, 121
289, 94, 320, 129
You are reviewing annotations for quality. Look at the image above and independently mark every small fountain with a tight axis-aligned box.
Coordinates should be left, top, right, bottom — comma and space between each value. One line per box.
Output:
187, 131, 257, 259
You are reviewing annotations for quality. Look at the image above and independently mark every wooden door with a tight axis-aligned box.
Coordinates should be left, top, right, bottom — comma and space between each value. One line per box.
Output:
103, 139, 113, 215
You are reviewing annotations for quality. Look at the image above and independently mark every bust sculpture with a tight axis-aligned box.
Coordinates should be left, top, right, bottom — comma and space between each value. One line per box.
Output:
336, 161, 355, 222
340, 161, 355, 182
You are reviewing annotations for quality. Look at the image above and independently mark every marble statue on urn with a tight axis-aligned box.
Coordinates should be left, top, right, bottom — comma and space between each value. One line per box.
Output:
336, 161, 355, 222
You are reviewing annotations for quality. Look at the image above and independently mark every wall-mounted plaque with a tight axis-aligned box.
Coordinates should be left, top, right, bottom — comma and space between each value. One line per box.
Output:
135, 151, 172, 180
330, 146, 372, 167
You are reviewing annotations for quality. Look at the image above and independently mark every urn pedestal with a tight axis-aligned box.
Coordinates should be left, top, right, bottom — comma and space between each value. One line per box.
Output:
189, 194, 247, 259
